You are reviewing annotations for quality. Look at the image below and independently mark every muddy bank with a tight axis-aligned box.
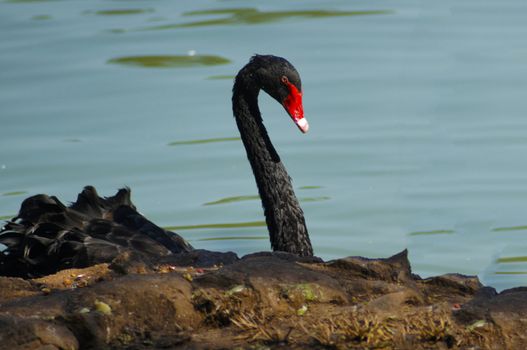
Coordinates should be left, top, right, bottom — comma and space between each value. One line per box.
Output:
0, 249, 526, 349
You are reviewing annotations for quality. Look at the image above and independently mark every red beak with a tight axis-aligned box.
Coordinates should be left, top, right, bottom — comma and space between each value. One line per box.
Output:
282, 81, 309, 133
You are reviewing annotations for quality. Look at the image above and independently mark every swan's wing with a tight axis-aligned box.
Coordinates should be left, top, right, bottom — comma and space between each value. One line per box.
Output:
0, 186, 192, 278
112, 205, 193, 254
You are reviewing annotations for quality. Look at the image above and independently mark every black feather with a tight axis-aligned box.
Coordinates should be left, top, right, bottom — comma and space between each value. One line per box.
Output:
0, 187, 192, 278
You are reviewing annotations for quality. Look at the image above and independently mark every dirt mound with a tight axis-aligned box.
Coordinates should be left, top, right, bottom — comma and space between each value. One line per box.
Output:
0, 249, 525, 349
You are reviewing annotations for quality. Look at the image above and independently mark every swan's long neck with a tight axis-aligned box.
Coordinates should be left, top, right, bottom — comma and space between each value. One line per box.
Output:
232, 76, 313, 256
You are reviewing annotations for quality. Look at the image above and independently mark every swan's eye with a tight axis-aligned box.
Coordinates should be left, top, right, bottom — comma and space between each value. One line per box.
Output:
281, 76, 289, 84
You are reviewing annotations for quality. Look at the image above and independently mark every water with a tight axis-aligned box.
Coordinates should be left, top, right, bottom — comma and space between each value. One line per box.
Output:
1, 0, 527, 291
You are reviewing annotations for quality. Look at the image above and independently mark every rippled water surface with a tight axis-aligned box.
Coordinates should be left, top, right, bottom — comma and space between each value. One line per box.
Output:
1, 0, 527, 290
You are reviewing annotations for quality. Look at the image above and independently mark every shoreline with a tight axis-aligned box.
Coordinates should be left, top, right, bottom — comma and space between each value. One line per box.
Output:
1, 249, 526, 349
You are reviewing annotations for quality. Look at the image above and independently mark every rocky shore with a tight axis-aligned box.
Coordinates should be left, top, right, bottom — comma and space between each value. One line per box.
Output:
1, 249, 526, 349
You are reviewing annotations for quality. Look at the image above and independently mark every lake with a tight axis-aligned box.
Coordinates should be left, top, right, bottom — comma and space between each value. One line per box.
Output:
1, 0, 527, 291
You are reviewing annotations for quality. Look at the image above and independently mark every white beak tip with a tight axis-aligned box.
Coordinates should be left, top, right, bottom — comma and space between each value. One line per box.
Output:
296, 118, 309, 133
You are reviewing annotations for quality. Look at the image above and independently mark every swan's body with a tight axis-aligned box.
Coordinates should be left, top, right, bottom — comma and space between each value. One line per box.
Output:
0, 187, 193, 277
0, 55, 312, 277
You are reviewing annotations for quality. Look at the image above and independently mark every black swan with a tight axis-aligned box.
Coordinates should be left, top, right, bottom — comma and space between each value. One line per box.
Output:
0, 55, 312, 277
233, 55, 312, 256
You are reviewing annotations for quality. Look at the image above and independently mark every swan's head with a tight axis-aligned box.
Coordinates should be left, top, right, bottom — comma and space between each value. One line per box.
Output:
251, 55, 309, 133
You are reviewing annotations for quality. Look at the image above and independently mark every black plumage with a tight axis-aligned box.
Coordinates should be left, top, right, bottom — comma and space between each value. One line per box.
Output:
233, 55, 313, 256
0, 186, 192, 277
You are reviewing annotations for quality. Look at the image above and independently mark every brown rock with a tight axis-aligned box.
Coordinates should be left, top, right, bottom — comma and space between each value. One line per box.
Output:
0, 315, 78, 350
0, 250, 526, 349
0, 277, 40, 303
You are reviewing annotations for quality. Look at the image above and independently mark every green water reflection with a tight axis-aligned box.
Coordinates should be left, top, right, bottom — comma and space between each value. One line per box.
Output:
92, 9, 153, 16
203, 194, 330, 206
2, 191, 27, 197
0, 215, 14, 221
107, 55, 231, 68
197, 236, 267, 241
31, 15, 51, 20
168, 137, 240, 146
492, 255, 527, 278
204, 195, 259, 206
164, 220, 265, 231
408, 229, 455, 236
301, 196, 331, 203
135, 8, 391, 31
207, 75, 235, 80
496, 256, 527, 263
492, 225, 527, 232
299, 186, 323, 190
